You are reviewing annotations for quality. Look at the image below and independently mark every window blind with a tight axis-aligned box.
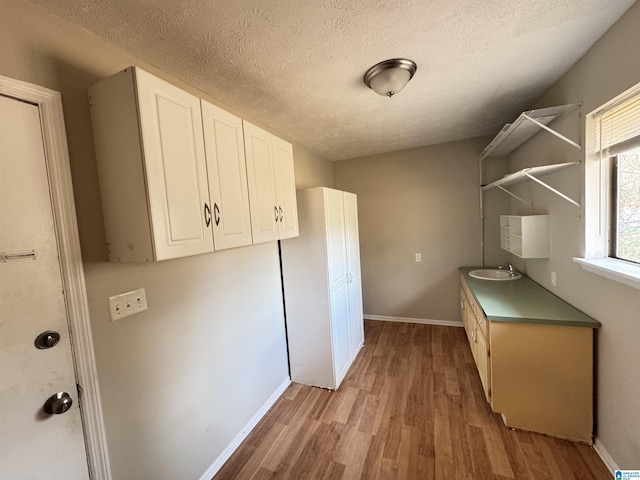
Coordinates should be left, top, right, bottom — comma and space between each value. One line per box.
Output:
595, 93, 640, 155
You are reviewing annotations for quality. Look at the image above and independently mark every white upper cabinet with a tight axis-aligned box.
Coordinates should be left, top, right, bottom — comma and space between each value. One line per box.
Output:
272, 137, 299, 240
89, 66, 213, 261
90, 66, 298, 260
243, 121, 278, 244
201, 100, 253, 250
500, 215, 549, 258
243, 120, 299, 244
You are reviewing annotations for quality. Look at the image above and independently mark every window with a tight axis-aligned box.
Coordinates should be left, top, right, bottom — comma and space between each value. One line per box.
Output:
575, 83, 640, 289
612, 147, 640, 264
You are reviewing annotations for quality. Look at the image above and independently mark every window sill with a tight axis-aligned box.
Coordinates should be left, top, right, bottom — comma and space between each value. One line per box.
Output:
573, 257, 640, 290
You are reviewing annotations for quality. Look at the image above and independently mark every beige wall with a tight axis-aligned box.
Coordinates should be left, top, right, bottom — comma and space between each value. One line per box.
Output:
504, 2, 640, 468
0, 1, 332, 478
293, 143, 335, 190
334, 138, 508, 322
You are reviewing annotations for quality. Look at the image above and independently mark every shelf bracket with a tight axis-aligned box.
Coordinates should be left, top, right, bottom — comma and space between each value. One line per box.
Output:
522, 172, 581, 208
497, 186, 531, 206
521, 113, 582, 152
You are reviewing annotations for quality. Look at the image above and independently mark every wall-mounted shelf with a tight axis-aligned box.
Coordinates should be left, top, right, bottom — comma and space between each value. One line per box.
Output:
500, 215, 549, 258
478, 103, 583, 266
481, 161, 581, 208
480, 104, 581, 161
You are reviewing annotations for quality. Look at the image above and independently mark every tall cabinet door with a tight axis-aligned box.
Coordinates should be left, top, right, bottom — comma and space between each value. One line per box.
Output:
324, 189, 351, 383
201, 101, 253, 250
243, 120, 279, 244
134, 68, 213, 260
273, 137, 299, 240
344, 192, 364, 355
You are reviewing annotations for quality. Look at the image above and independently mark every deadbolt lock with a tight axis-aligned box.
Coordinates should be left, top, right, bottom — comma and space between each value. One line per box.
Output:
34, 331, 60, 349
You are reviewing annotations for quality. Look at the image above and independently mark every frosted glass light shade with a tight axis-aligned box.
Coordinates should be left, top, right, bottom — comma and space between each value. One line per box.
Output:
364, 58, 417, 97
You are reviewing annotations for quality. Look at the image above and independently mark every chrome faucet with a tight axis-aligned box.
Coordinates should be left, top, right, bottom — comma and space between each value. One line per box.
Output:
499, 262, 518, 277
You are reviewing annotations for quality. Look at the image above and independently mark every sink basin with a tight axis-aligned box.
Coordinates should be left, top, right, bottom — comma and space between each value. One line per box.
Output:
469, 269, 522, 281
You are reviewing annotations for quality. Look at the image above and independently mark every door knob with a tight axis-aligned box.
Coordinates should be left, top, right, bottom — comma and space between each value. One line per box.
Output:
43, 392, 73, 415
34, 330, 60, 349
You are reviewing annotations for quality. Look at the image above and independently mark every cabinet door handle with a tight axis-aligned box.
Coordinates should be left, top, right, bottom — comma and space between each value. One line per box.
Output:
279, 206, 283, 222
204, 203, 212, 227
213, 203, 221, 226
274, 206, 279, 222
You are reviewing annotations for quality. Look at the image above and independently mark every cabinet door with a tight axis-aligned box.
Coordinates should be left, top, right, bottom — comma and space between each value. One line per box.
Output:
201, 101, 253, 250
460, 290, 474, 345
344, 192, 364, 355
324, 189, 350, 386
475, 328, 491, 403
243, 121, 278, 244
134, 68, 213, 260
272, 137, 299, 240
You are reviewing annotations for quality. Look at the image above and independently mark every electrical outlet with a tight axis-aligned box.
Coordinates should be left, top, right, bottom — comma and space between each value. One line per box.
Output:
415, 253, 422, 262
108, 288, 148, 321
551, 272, 557, 287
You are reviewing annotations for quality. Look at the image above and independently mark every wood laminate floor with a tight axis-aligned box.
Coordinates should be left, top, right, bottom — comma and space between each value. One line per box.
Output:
213, 320, 609, 479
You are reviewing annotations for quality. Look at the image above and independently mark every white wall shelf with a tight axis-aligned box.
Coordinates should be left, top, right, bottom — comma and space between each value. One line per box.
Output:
478, 103, 582, 266
481, 161, 581, 208
500, 215, 549, 258
479, 104, 581, 161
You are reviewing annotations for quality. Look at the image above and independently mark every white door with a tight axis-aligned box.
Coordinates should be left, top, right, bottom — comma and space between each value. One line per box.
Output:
0, 95, 89, 478
324, 189, 351, 384
201, 100, 253, 250
343, 192, 365, 355
272, 137, 299, 240
134, 68, 213, 260
243, 120, 279, 244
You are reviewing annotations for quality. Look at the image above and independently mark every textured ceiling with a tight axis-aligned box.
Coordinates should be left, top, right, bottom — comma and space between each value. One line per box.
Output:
30, 0, 636, 160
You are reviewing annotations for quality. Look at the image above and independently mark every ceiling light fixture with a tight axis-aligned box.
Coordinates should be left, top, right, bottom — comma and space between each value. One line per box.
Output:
363, 58, 417, 98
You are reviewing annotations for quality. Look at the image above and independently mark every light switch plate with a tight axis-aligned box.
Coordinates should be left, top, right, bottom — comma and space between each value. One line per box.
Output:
415, 253, 422, 262
108, 288, 148, 321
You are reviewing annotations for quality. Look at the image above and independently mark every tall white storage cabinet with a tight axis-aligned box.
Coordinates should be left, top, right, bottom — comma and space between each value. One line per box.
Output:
281, 187, 364, 390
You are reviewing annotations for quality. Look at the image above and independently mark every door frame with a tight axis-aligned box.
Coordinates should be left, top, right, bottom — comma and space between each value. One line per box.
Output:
0, 74, 111, 480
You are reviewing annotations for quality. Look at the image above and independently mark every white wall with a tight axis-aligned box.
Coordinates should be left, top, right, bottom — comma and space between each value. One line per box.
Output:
0, 1, 333, 478
504, 2, 640, 468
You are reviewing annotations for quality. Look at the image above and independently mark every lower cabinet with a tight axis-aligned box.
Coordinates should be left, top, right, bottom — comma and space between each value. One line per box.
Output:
281, 187, 364, 390
459, 271, 596, 443
460, 284, 491, 402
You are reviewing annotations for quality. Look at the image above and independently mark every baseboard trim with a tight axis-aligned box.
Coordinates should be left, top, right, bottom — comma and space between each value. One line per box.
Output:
593, 437, 619, 474
364, 314, 463, 328
198, 377, 291, 480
